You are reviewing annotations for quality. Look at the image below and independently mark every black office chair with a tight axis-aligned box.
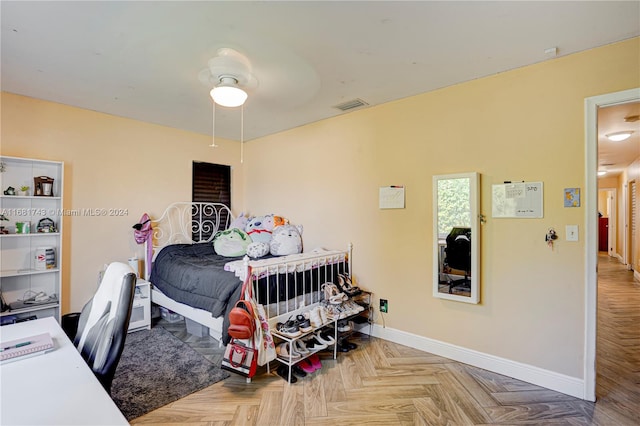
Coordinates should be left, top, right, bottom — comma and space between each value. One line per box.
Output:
62, 262, 136, 394
443, 227, 472, 294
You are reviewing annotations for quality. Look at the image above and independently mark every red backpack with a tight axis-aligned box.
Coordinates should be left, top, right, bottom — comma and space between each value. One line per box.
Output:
228, 299, 255, 339
227, 271, 256, 340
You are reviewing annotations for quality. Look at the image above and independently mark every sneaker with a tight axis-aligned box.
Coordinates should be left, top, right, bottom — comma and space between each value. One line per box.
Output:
276, 342, 301, 360
325, 304, 345, 320
315, 330, 335, 346
337, 320, 351, 332
293, 339, 310, 355
318, 305, 330, 324
344, 300, 364, 314
276, 318, 301, 337
304, 336, 328, 351
308, 307, 323, 328
296, 314, 313, 333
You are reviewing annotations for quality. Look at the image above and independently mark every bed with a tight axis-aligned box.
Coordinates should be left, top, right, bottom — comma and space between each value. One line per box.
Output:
145, 202, 351, 346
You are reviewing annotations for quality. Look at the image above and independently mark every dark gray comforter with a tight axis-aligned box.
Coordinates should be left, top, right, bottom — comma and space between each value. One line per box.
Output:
149, 243, 243, 344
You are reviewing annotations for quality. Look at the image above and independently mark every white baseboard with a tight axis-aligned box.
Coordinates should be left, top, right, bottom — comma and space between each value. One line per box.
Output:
357, 323, 585, 399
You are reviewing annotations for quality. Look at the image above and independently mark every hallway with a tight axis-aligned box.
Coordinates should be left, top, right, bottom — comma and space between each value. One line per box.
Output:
596, 253, 640, 422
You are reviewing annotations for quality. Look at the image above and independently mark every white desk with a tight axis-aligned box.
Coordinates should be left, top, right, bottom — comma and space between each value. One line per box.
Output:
0, 317, 128, 425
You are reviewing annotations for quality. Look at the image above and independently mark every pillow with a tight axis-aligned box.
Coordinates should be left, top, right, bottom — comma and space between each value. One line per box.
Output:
270, 224, 303, 256
213, 228, 252, 257
246, 242, 270, 259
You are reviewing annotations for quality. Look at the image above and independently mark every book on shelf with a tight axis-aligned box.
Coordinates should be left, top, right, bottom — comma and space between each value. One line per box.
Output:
0, 332, 54, 363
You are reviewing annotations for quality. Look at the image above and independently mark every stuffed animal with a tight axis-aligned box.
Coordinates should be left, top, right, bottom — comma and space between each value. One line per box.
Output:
273, 215, 289, 228
245, 214, 275, 244
270, 224, 303, 256
246, 241, 270, 258
213, 228, 252, 257
229, 212, 251, 231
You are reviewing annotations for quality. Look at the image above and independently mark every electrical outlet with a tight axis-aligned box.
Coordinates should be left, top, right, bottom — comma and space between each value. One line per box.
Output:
380, 298, 388, 313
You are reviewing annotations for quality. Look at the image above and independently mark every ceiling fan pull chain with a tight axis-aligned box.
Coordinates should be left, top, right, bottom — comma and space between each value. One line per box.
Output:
240, 104, 244, 163
210, 102, 217, 148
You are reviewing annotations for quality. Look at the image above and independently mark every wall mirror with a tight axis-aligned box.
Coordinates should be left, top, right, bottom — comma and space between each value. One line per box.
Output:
433, 172, 480, 304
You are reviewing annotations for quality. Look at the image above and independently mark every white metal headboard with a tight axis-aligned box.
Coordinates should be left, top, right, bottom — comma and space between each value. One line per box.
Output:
144, 202, 234, 277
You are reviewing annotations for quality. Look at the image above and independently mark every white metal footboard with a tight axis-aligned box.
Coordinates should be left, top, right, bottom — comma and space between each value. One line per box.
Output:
225, 245, 352, 324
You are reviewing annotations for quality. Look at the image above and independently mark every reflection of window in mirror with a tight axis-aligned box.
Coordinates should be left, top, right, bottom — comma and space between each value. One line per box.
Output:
433, 172, 480, 304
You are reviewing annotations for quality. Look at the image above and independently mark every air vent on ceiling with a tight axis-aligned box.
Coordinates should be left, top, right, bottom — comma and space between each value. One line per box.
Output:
333, 98, 369, 112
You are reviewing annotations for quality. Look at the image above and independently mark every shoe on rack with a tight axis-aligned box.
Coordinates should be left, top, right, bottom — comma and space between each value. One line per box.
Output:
308, 306, 323, 328
292, 364, 308, 377
276, 342, 301, 361
325, 303, 347, 320
293, 339, 310, 356
321, 282, 347, 305
276, 318, 301, 337
318, 304, 330, 324
321, 328, 337, 343
277, 365, 297, 383
304, 336, 328, 351
308, 353, 322, 371
296, 359, 316, 374
296, 314, 313, 333
344, 300, 365, 314
342, 340, 358, 350
337, 342, 350, 352
315, 330, 335, 346
337, 320, 351, 332
337, 273, 362, 297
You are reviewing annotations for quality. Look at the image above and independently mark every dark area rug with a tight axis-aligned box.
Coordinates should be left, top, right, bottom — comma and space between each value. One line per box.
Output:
111, 326, 229, 420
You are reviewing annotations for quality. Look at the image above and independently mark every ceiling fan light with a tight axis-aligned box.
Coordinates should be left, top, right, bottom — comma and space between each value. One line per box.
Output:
605, 131, 633, 142
210, 77, 247, 107
598, 170, 607, 176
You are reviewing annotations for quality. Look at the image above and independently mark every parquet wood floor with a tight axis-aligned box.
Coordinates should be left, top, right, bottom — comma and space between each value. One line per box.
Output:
132, 254, 638, 425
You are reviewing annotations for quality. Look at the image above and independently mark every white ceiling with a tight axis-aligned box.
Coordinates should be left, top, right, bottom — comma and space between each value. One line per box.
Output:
598, 102, 640, 178
1, 1, 639, 149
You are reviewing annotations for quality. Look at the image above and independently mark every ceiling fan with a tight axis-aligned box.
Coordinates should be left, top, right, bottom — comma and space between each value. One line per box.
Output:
198, 48, 259, 107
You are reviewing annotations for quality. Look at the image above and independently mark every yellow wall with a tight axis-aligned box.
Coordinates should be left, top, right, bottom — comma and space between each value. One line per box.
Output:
0, 94, 244, 312
1, 38, 638, 382
243, 38, 640, 379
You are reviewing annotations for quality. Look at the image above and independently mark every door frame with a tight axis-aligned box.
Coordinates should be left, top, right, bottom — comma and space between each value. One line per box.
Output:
584, 88, 640, 401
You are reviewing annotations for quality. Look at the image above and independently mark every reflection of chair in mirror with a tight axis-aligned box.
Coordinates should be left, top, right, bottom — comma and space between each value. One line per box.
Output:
443, 227, 471, 294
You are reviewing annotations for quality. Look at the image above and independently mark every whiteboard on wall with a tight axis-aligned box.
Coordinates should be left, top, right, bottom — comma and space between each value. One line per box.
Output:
379, 186, 405, 209
492, 182, 543, 218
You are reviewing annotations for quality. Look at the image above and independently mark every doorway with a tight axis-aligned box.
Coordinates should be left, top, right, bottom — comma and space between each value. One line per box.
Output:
585, 88, 640, 401
597, 188, 617, 256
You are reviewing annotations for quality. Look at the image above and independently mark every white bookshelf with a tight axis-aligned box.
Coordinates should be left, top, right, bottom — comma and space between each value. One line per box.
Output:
0, 156, 64, 324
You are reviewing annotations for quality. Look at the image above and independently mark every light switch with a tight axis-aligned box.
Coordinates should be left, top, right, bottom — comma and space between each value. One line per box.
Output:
566, 225, 579, 242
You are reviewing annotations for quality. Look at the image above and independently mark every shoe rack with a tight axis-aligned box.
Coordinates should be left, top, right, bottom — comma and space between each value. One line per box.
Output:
271, 302, 338, 383
270, 291, 373, 383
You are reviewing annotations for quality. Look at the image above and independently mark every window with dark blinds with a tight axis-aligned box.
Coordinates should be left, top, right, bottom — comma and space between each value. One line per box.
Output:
192, 162, 231, 240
